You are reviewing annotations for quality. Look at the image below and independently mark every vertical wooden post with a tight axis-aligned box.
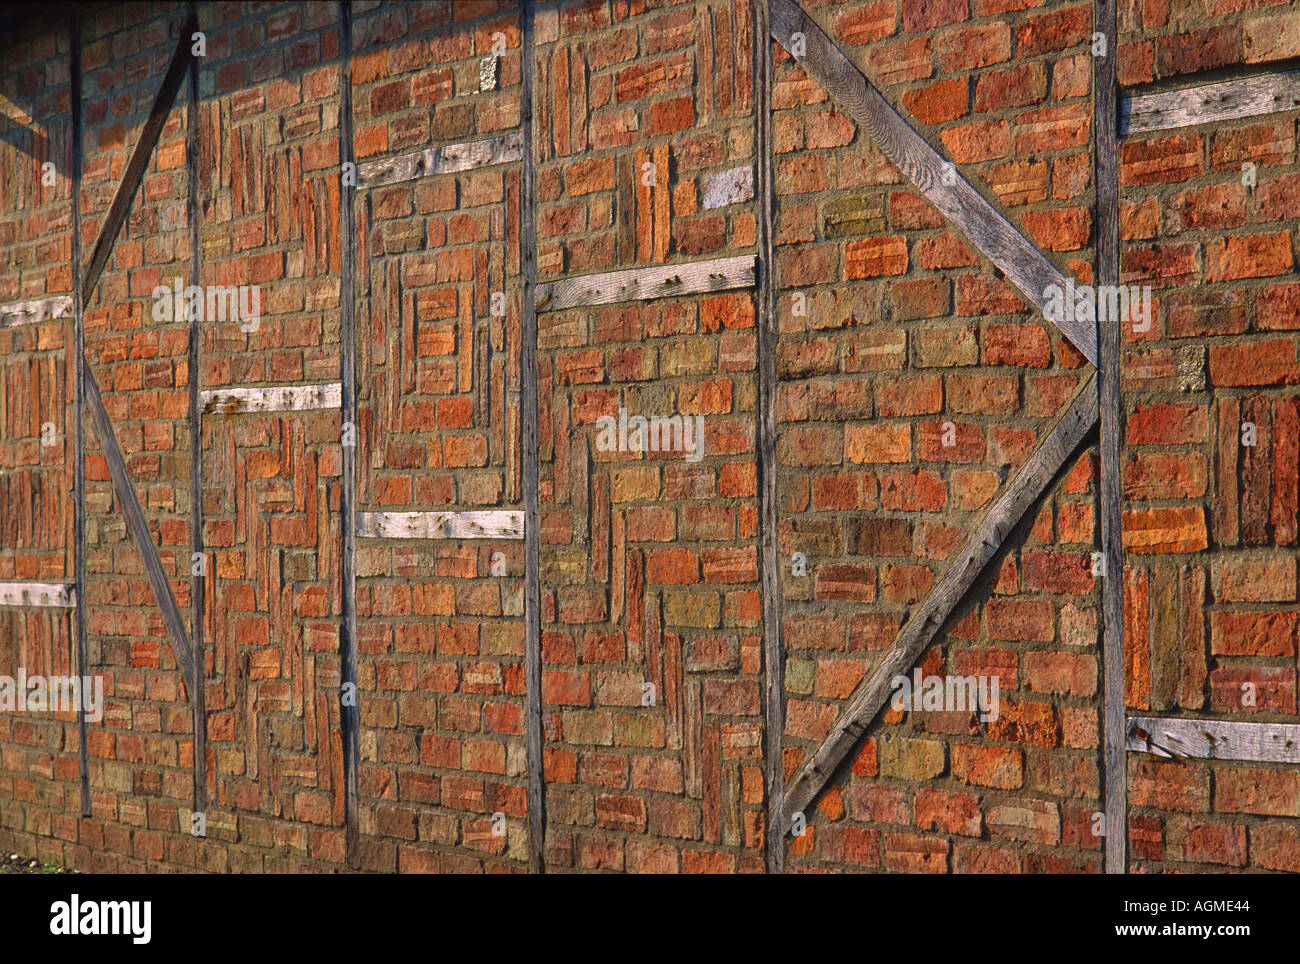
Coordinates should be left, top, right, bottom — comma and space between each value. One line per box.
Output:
1095, 0, 1126, 875
70, 7, 90, 819
186, 2, 206, 818
338, 0, 361, 865
521, 0, 546, 875
755, 0, 784, 875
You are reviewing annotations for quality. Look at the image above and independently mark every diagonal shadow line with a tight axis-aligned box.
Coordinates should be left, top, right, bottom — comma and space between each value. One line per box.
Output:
0, 2, 75, 162
0, 115, 52, 167
79, 10, 199, 692
768, 0, 1099, 366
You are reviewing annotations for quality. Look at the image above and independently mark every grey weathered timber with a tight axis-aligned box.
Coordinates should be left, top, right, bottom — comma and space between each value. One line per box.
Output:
338, 0, 361, 866
186, 2, 206, 815
1129, 717, 1300, 764
535, 255, 756, 313
82, 368, 195, 685
755, 0, 784, 876
779, 374, 1100, 831
357, 130, 524, 188
81, 10, 198, 306
199, 383, 342, 415
1096, 0, 1126, 878
0, 296, 73, 328
356, 510, 524, 540
70, 10, 91, 817
1121, 71, 1300, 135
522, 0, 546, 874
0, 583, 76, 607
767, 0, 1098, 365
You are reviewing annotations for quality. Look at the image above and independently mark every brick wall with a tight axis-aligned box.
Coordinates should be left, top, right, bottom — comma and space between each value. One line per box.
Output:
0, 12, 79, 868
0, 0, 1297, 874
775, 0, 1102, 874
76, 3, 198, 872
351, 0, 529, 873
1118, 0, 1300, 873
534, 0, 765, 873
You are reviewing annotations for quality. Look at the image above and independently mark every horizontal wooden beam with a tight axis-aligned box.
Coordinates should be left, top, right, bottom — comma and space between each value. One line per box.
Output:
0, 296, 73, 328
357, 131, 524, 189
536, 254, 756, 313
1128, 717, 1300, 764
0, 583, 76, 607
357, 510, 524, 540
780, 372, 1100, 831
768, 0, 1097, 365
199, 382, 342, 415
1121, 71, 1300, 135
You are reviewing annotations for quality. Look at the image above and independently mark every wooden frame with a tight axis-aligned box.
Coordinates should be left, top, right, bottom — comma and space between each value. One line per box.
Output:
534, 255, 757, 313
1121, 71, 1300, 135
766, 0, 1116, 852
521, 0, 546, 875
1129, 717, 1300, 765
185, 0, 206, 817
338, 0, 362, 865
755, 0, 784, 875
780, 375, 1099, 830
1095, 0, 1126, 876
70, 9, 91, 818
767, 0, 1098, 365
25, 0, 1296, 879
76, 13, 201, 699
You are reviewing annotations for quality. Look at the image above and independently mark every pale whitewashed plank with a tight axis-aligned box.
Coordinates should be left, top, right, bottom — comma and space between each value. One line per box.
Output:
1129, 717, 1300, 764
0, 296, 73, 328
356, 510, 524, 540
0, 583, 76, 607
1122, 72, 1300, 135
536, 255, 756, 313
358, 131, 524, 189
200, 383, 342, 415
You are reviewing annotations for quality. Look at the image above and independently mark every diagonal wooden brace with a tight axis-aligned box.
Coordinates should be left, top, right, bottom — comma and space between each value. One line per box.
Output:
767, 0, 1098, 365
780, 374, 1099, 832
79, 11, 199, 692
82, 368, 195, 685
763, 0, 1110, 834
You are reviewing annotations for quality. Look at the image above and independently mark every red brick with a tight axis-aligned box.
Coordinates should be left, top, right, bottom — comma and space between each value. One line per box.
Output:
935, 23, 1011, 72
1209, 340, 1299, 387
1205, 232, 1294, 282
902, 77, 969, 125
